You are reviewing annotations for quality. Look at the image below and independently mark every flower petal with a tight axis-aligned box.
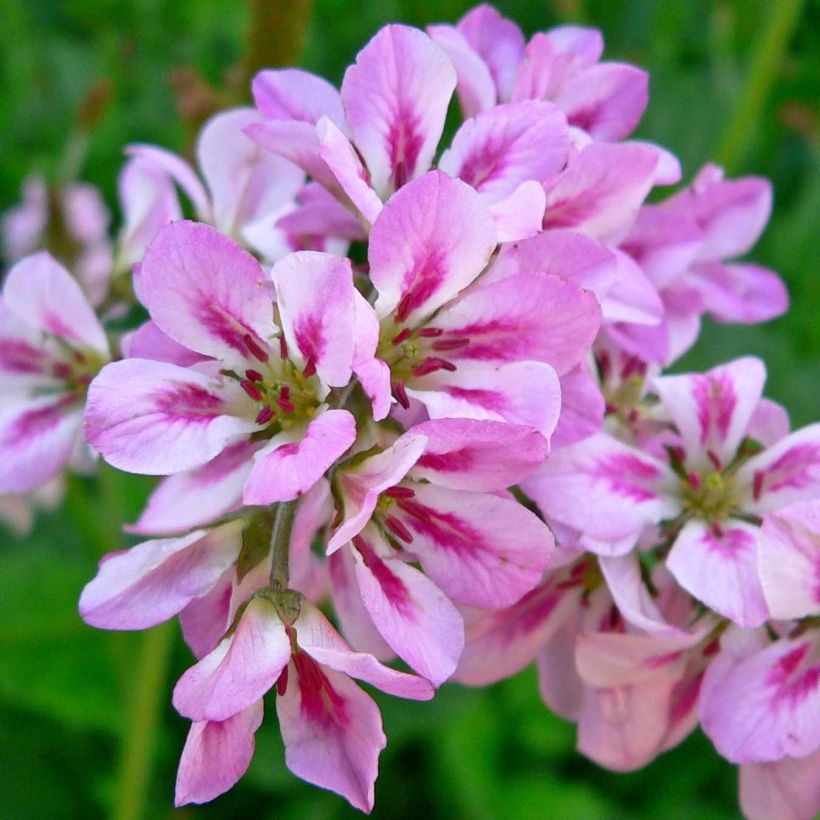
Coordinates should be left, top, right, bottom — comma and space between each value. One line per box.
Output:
486, 180, 547, 242
739, 750, 820, 820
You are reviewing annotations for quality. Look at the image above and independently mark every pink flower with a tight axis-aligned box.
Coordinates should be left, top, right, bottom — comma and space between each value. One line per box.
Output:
84, 221, 359, 506
172, 595, 432, 810
0, 252, 110, 493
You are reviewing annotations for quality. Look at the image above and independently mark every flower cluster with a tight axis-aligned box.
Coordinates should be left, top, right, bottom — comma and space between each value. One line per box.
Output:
1, 4, 817, 817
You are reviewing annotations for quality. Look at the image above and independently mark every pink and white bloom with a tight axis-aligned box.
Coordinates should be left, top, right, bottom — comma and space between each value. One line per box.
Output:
0, 252, 110, 493
173, 595, 433, 810
84, 221, 360, 506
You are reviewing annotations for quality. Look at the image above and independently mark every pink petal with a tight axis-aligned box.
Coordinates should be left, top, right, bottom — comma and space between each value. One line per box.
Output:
0, 396, 81, 493
79, 522, 242, 630
433, 273, 601, 375
426, 24, 496, 117
536, 612, 584, 720
439, 100, 568, 201
411, 417, 548, 491
130, 441, 256, 535
600, 249, 664, 326
739, 423, 820, 514
351, 529, 464, 686
545, 25, 604, 67
368, 170, 496, 322
3, 252, 108, 356
457, 4, 525, 101
352, 292, 392, 421
653, 356, 767, 469
179, 568, 235, 659
120, 320, 206, 368
196, 107, 304, 238
486, 180, 547, 242
175, 701, 264, 806
316, 117, 383, 225
173, 596, 291, 722
510, 33, 564, 103
294, 603, 434, 700
135, 221, 274, 363
543, 142, 659, 242
739, 750, 820, 820
700, 633, 820, 763
277, 656, 384, 813
243, 409, 357, 505
555, 62, 648, 140
758, 501, 820, 619
341, 25, 455, 196
328, 433, 427, 553
84, 359, 254, 475
523, 433, 676, 542
271, 251, 356, 387
393, 483, 554, 609
668, 520, 768, 628
252, 68, 346, 127
408, 360, 562, 439
550, 362, 605, 447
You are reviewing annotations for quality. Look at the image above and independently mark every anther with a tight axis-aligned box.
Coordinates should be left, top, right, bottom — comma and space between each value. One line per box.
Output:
240, 380, 264, 401
383, 486, 415, 499
245, 369, 264, 382
396, 499, 432, 522
276, 397, 295, 413
417, 327, 443, 338
707, 450, 722, 471
432, 338, 470, 352
391, 327, 412, 345
279, 335, 288, 360
52, 362, 73, 379
385, 515, 414, 543
279, 386, 290, 401
243, 333, 269, 363
687, 472, 701, 490
412, 357, 457, 377
302, 356, 317, 378
395, 293, 413, 323
710, 521, 724, 538
255, 405, 275, 425
276, 666, 289, 696
393, 380, 410, 409
753, 471, 764, 501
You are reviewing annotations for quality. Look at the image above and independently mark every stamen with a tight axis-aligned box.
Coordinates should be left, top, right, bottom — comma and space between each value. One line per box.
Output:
687, 472, 701, 490
385, 515, 414, 543
396, 499, 432, 522
279, 386, 291, 401
391, 327, 412, 345
395, 293, 413, 323
276, 666, 289, 696
52, 362, 73, 379
710, 521, 724, 538
240, 380, 264, 401
417, 327, 443, 338
393, 380, 410, 409
707, 450, 722, 471
255, 405, 274, 425
753, 470, 764, 501
302, 356, 317, 378
383, 485, 415, 499
276, 397, 295, 413
245, 369, 264, 382
352, 534, 369, 553
243, 333, 269, 363
279, 335, 288, 360
412, 357, 457, 377
432, 338, 470, 352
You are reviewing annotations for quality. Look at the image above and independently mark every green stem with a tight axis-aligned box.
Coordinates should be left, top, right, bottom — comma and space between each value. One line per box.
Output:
269, 500, 297, 588
110, 623, 174, 820
715, 0, 805, 171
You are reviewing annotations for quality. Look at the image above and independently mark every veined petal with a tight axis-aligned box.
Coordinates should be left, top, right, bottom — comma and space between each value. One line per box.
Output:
739, 750, 820, 820
79, 522, 242, 629
486, 180, 546, 243
369, 171, 496, 322
667, 520, 768, 628
0, 395, 81, 493
252, 68, 346, 128
84, 358, 255, 475
393, 483, 554, 609
277, 656, 384, 813
173, 596, 291, 722
351, 529, 464, 686
135, 221, 274, 363
120, 320, 207, 368
408, 360, 562, 440
341, 25, 456, 196
439, 100, 569, 201
3, 252, 108, 356
653, 356, 767, 469
758, 501, 820, 619
551, 362, 605, 447
411, 417, 548, 491
175, 701, 264, 806
271, 251, 355, 387
243, 409, 357, 505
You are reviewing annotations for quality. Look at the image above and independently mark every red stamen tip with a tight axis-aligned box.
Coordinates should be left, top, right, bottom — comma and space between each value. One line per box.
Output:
395, 293, 413, 323
302, 356, 317, 378
245, 369, 264, 382
279, 385, 290, 401
707, 450, 723, 471
417, 327, 443, 338
240, 380, 264, 401
688, 472, 701, 490
385, 515, 414, 544
432, 338, 470, 352
243, 333, 269, 363
279, 335, 288, 360
276, 397, 295, 414
393, 380, 410, 409
276, 666, 289, 696
383, 485, 416, 499
391, 327, 412, 346
255, 405, 275, 425
710, 521, 724, 538
753, 471, 764, 501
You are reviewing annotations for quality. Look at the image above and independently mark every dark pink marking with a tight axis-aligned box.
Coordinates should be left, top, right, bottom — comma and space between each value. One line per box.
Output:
391, 327, 411, 346
444, 386, 507, 414
276, 665, 289, 696
396, 252, 447, 321
456, 133, 513, 191
3, 394, 75, 446
567, 101, 607, 134
711, 521, 724, 538
757, 443, 820, 495
275, 442, 300, 458
593, 453, 659, 502
155, 384, 223, 421
293, 651, 349, 728
765, 641, 820, 708
753, 470, 764, 500
240, 380, 263, 401
396, 502, 483, 558
355, 538, 414, 617
668, 670, 703, 728
619, 355, 646, 380
700, 526, 752, 557
692, 372, 737, 446
0, 339, 47, 375
707, 450, 723, 471
645, 651, 683, 669
387, 108, 423, 190
302, 356, 317, 378
278, 335, 288, 360
385, 515, 414, 544
416, 449, 476, 475
396, 498, 433, 523
195, 301, 260, 357
42, 311, 75, 339
294, 314, 326, 367
188, 440, 252, 485
688, 472, 701, 490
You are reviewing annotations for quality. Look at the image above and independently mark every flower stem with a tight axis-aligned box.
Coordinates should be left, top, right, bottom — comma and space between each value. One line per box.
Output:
715, 0, 805, 172
270, 500, 298, 588
110, 622, 174, 820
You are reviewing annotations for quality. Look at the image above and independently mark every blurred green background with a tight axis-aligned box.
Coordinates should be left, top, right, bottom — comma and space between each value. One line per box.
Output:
0, 1, 817, 817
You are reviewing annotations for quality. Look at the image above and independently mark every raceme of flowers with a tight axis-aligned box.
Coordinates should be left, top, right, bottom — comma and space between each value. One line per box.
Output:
1, 4, 817, 817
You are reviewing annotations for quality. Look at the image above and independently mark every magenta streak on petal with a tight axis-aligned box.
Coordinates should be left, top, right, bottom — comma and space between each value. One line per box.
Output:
457, 136, 511, 190
354, 537, 414, 618
506, 583, 561, 636
397, 502, 481, 558
700, 527, 752, 556
42, 311, 75, 339
759, 444, 820, 495
293, 650, 349, 728
416, 450, 476, 474
396, 252, 447, 321
442, 386, 507, 414
294, 314, 326, 365
593, 453, 659, 502
668, 670, 703, 727
692, 372, 736, 446
388, 109, 424, 190
154, 384, 224, 421
3, 395, 75, 445
766, 643, 820, 708
195, 301, 266, 358
275, 443, 300, 458
0, 339, 47, 374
